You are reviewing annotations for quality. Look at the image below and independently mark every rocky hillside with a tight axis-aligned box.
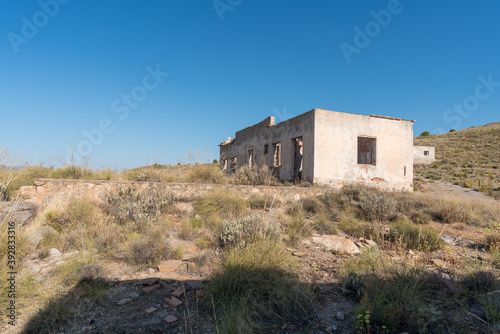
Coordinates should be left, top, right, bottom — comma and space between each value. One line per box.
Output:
414, 122, 500, 198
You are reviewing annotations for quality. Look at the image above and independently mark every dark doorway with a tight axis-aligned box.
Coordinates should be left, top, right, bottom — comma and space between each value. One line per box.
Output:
293, 137, 303, 181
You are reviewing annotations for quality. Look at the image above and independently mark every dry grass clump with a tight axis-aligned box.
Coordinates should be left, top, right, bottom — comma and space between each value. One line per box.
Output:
193, 190, 248, 226
232, 165, 277, 186
390, 219, 443, 251
125, 230, 169, 268
101, 185, 177, 224
207, 240, 313, 333
44, 197, 98, 232
341, 249, 447, 333
185, 163, 227, 184
218, 214, 282, 249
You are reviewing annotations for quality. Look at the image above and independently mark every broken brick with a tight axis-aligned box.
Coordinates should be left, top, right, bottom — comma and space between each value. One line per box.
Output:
171, 286, 185, 298
164, 315, 178, 323
142, 283, 161, 294
165, 296, 183, 308
144, 307, 157, 314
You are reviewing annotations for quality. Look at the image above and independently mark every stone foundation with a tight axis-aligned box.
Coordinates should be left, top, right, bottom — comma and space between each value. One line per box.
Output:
19, 179, 331, 207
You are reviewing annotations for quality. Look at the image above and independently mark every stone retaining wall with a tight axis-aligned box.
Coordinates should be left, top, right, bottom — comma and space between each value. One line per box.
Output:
19, 179, 330, 206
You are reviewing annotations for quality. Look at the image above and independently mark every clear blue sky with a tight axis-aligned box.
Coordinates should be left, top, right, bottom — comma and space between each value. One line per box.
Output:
1, 0, 499, 169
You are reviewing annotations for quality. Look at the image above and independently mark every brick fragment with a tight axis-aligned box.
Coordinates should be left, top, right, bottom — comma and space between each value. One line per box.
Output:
165, 296, 183, 307
164, 315, 178, 323
144, 307, 157, 314
142, 283, 161, 294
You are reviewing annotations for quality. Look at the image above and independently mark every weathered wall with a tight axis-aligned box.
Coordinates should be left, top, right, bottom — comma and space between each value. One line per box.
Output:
413, 146, 436, 164
220, 111, 315, 181
313, 109, 414, 191
19, 179, 330, 207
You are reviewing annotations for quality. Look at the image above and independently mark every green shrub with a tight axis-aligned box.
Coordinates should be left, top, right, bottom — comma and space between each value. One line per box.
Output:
420, 131, 430, 137
207, 240, 313, 332
390, 220, 442, 251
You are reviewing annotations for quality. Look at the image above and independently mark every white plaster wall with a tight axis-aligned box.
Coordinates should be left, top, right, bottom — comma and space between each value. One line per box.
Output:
413, 146, 436, 164
313, 109, 414, 191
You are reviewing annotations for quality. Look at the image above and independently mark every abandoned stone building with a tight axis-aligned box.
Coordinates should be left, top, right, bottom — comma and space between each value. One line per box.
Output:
219, 108, 415, 191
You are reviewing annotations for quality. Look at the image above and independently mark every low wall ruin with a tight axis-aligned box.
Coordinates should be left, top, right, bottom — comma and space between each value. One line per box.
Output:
19, 179, 330, 206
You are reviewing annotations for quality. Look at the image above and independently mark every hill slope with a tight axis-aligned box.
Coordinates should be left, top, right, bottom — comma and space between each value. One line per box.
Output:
414, 122, 500, 198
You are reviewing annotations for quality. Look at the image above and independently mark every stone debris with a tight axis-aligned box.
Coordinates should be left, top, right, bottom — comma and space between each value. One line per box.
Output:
117, 298, 133, 306
164, 315, 178, 323
144, 307, 157, 314
165, 296, 183, 308
158, 260, 184, 272
312, 235, 360, 255
142, 283, 161, 294
171, 286, 185, 298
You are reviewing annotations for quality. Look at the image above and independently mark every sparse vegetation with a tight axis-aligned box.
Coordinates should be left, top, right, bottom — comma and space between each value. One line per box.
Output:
414, 123, 500, 198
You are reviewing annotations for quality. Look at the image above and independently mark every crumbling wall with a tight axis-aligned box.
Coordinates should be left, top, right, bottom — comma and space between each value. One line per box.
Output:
220, 111, 315, 182
19, 179, 329, 207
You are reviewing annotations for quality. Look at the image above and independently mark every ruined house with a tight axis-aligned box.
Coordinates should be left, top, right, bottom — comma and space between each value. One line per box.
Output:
219, 108, 415, 191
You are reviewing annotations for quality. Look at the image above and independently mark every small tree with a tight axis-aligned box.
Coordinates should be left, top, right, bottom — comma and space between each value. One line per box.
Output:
449, 129, 456, 132
419, 131, 430, 137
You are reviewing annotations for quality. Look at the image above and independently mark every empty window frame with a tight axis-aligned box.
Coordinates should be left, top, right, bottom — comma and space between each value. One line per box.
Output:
247, 149, 254, 168
273, 142, 281, 167
230, 157, 237, 172
264, 144, 269, 154
357, 137, 376, 165
424, 150, 429, 156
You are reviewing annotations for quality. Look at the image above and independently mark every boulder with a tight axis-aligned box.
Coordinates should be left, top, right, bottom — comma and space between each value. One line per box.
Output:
24, 225, 58, 247
311, 235, 360, 254
0, 201, 38, 227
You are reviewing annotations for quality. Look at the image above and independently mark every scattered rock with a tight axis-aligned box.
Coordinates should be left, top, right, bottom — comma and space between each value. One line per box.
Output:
24, 225, 58, 247
0, 201, 38, 227
117, 298, 133, 306
158, 260, 184, 272
164, 315, 178, 323
171, 286, 185, 298
142, 283, 161, 294
292, 251, 307, 257
175, 202, 194, 215
135, 278, 159, 286
312, 235, 360, 254
48, 248, 61, 259
147, 268, 156, 275
144, 307, 157, 315
165, 296, 183, 308
336, 311, 345, 321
